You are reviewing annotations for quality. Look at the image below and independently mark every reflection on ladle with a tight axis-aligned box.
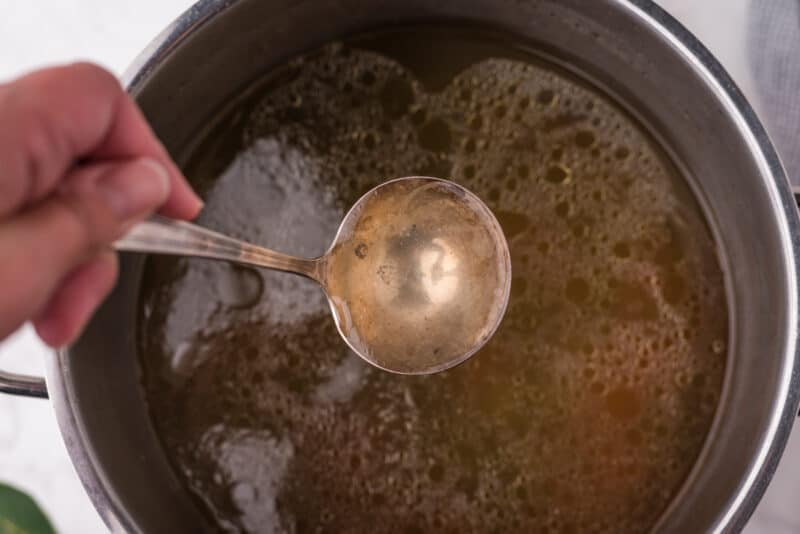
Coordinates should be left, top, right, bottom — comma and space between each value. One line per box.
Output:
116, 176, 511, 374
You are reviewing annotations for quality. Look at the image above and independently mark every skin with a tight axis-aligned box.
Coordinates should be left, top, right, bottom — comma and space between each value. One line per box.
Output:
0, 62, 203, 347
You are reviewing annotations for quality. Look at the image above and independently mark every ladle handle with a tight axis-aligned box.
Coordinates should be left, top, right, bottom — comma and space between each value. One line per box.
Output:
0, 217, 319, 399
114, 215, 321, 280
0, 370, 47, 398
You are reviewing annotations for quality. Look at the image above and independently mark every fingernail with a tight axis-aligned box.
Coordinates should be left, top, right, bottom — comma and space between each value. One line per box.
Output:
99, 158, 171, 219
188, 187, 205, 217
192, 193, 205, 213
181, 171, 205, 217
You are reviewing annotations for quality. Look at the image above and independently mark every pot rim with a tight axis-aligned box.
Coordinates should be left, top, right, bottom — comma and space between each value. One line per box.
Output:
46, 0, 800, 532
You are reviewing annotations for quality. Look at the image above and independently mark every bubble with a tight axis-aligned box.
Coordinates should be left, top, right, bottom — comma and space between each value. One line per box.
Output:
565, 277, 590, 303
555, 201, 570, 218
380, 77, 414, 118
612, 242, 631, 258
214, 265, 264, 309
363, 132, 378, 149
575, 130, 596, 148
428, 463, 445, 482
537, 88, 556, 105
469, 115, 484, 130
570, 222, 589, 239
545, 164, 571, 184
495, 210, 531, 240
615, 146, 631, 160
410, 108, 427, 125
674, 370, 690, 388
360, 70, 377, 86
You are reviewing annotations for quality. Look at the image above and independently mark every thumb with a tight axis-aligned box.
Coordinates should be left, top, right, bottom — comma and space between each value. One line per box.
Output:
0, 157, 170, 340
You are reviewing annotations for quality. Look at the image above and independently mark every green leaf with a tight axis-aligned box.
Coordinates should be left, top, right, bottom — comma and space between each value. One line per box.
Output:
0, 483, 55, 534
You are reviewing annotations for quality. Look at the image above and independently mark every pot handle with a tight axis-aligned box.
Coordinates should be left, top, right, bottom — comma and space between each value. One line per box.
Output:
0, 370, 48, 398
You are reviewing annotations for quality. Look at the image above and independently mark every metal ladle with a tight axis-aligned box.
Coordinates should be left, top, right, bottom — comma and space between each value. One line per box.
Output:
115, 176, 511, 374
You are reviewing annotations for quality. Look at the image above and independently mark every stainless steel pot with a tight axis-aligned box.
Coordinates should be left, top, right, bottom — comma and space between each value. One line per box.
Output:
1, 0, 798, 532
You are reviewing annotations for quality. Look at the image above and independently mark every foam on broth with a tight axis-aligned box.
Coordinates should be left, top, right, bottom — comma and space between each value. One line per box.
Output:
138, 27, 727, 533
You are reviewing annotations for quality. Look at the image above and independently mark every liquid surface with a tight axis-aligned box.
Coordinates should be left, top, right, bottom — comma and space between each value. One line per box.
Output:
138, 27, 728, 533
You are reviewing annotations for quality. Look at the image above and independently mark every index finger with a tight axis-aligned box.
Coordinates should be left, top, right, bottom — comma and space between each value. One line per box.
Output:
0, 62, 202, 219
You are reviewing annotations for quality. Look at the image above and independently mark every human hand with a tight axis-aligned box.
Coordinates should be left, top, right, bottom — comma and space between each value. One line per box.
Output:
0, 63, 203, 347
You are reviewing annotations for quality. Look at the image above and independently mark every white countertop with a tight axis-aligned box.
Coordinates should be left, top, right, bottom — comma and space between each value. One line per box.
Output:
1, 1, 798, 532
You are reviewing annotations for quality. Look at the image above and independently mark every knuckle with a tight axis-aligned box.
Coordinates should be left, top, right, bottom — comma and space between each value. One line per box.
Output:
0, 92, 68, 212
68, 62, 121, 97
52, 196, 97, 249
51, 193, 116, 251
20, 108, 70, 198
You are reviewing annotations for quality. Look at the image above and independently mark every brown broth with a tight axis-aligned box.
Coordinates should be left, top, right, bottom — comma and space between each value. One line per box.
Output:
138, 26, 727, 533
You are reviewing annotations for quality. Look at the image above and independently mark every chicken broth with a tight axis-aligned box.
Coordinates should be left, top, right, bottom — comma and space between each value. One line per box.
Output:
138, 26, 727, 533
